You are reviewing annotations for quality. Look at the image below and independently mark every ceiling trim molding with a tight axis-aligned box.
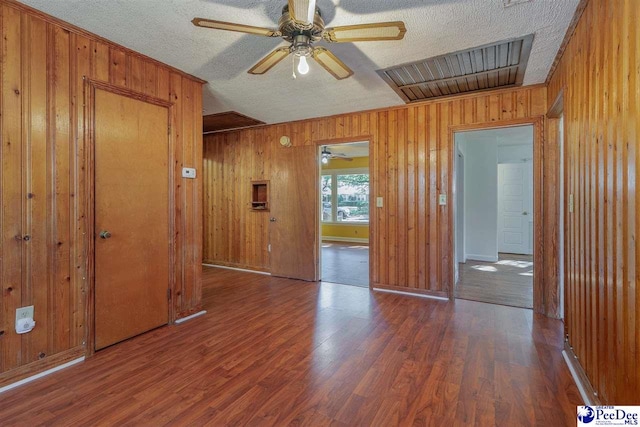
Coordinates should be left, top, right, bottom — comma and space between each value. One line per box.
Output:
545, 0, 590, 83
3, 0, 207, 84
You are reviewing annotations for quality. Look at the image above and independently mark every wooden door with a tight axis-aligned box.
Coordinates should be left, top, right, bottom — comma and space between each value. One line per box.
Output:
269, 145, 318, 281
497, 163, 532, 255
94, 88, 170, 350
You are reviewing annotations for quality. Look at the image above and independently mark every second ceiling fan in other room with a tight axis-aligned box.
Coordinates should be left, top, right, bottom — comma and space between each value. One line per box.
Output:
321, 147, 353, 164
192, 0, 406, 80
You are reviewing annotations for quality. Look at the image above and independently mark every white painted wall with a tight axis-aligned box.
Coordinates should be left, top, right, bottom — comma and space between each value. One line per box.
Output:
455, 126, 534, 263
498, 144, 532, 163
460, 139, 498, 262
454, 146, 465, 283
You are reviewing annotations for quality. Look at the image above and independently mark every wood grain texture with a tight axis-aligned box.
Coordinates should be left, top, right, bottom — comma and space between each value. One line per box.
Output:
0, 267, 582, 425
203, 86, 552, 301
547, 0, 639, 405
269, 145, 318, 281
0, 0, 203, 383
93, 88, 170, 350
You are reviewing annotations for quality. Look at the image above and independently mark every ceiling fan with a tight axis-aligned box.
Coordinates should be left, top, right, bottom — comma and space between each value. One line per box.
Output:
192, 0, 406, 80
321, 147, 352, 164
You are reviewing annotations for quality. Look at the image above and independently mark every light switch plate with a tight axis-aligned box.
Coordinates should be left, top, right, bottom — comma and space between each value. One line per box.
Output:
182, 167, 196, 179
569, 194, 574, 213
16, 305, 34, 324
439, 194, 447, 205
376, 197, 383, 208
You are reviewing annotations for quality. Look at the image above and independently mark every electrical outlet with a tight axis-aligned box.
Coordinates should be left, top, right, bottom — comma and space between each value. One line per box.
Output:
16, 305, 34, 324
376, 197, 383, 208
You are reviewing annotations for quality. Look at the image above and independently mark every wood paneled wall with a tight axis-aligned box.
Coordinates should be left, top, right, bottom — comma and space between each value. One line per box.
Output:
0, 0, 203, 384
204, 86, 550, 300
548, 0, 639, 404
203, 129, 272, 271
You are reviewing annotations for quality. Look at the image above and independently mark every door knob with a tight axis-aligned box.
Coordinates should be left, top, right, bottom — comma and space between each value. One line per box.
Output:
99, 230, 112, 239
269, 217, 277, 222
522, 211, 529, 216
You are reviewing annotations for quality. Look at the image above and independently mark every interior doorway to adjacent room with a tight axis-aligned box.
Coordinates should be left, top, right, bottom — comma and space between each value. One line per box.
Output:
453, 126, 534, 309
319, 141, 370, 288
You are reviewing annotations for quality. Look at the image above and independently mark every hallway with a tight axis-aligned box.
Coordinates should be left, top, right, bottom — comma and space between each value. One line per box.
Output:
456, 254, 534, 309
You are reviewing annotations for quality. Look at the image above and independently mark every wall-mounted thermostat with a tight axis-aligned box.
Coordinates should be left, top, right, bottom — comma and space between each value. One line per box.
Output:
182, 167, 196, 179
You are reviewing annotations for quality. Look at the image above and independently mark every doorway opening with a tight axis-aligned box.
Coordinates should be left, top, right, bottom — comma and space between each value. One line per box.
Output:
319, 141, 370, 288
453, 125, 534, 309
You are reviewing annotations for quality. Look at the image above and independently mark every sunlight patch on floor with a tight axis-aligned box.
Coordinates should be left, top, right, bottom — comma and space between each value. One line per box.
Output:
471, 265, 498, 272
496, 259, 534, 268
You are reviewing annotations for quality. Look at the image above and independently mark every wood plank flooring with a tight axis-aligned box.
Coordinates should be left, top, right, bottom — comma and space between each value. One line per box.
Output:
321, 241, 369, 287
456, 254, 534, 309
0, 267, 581, 426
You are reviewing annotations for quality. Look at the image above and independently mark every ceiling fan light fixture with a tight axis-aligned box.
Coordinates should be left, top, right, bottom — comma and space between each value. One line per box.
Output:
292, 34, 313, 75
321, 153, 329, 164
193, 2, 406, 80
297, 56, 310, 75
292, 34, 313, 56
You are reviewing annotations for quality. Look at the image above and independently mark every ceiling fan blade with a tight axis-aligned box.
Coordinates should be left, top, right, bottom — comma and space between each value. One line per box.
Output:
248, 47, 291, 75
312, 47, 353, 80
323, 21, 407, 43
288, 0, 317, 26
192, 18, 281, 37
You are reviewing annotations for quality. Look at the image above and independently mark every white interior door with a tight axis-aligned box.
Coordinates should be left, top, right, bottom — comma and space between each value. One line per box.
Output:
497, 163, 532, 255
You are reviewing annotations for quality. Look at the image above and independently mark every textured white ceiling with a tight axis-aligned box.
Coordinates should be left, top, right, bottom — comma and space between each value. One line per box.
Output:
325, 141, 369, 158
19, 0, 579, 124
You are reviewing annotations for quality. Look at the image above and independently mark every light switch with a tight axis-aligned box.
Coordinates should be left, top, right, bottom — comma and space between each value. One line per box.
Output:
569, 194, 574, 213
439, 194, 447, 206
376, 197, 384, 208
182, 167, 196, 179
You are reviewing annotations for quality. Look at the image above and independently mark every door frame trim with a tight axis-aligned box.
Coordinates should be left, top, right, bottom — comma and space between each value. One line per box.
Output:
83, 78, 175, 356
448, 116, 546, 313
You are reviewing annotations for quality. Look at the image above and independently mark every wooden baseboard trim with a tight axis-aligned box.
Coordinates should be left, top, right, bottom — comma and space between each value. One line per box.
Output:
562, 342, 600, 405
0, 346, 85, 392
203, 263, 271, 276
322, 237, 369, 244
373, 285, 449, 301
175, 310, 207, 324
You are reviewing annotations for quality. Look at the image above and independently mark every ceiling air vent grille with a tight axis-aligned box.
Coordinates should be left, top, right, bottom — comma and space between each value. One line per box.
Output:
376, 34, 534, 104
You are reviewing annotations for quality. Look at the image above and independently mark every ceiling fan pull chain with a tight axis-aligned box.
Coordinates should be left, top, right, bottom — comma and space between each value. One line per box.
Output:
292, 54, 297, 79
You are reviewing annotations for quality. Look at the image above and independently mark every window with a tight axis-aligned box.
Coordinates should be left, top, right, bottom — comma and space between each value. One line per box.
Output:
321, 169, 369, 223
